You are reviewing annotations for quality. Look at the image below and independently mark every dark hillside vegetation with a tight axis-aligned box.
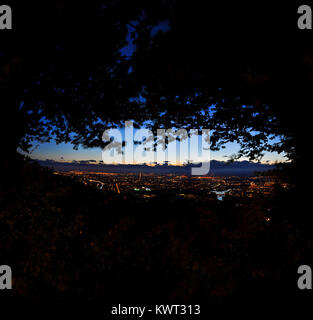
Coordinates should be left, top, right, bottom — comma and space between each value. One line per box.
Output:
1, 158, 311, 303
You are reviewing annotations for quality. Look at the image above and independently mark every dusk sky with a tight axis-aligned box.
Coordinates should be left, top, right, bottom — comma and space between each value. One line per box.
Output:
28, 139, 287, 164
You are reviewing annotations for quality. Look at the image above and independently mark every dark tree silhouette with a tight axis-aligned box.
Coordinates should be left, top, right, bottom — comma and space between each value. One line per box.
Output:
1, 1, 312, 163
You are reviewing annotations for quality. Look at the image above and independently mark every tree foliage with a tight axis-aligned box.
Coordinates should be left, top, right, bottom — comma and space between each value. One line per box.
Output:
1, 1, 312, 161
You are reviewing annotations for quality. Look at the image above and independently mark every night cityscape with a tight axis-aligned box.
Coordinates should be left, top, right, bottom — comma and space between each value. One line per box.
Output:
0, 1, 312, 318
57, 170, 283, 202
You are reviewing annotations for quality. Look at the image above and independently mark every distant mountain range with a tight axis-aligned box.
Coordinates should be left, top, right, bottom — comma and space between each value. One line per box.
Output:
35, 159, 276, 176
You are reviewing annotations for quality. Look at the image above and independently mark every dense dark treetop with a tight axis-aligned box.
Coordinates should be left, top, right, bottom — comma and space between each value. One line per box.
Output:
0, 1, 312, 161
